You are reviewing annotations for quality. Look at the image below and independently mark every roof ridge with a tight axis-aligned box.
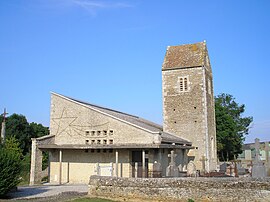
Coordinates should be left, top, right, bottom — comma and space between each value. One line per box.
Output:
167, 41, 205, 48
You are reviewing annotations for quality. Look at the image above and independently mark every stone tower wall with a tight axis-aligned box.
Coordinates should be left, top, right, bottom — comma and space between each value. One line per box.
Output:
162, 42, 217, 171
204, 66, 217, 171
162, 67, 207, 170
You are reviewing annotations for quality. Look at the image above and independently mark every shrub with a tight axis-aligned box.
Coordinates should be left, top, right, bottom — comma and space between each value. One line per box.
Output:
0, 137, 22, 198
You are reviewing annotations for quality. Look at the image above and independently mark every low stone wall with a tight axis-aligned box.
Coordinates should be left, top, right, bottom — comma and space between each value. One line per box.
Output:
89, 175, 270, 202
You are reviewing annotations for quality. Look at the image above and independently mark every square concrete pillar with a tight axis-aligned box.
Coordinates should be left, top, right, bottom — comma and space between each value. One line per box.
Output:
30, 138, 43, 185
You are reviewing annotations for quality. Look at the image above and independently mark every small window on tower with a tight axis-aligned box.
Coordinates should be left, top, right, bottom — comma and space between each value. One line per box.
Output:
179, 78, 183, 91
184, 77, 188, 91
178, 76, 189, 92
208, 79, 212, 94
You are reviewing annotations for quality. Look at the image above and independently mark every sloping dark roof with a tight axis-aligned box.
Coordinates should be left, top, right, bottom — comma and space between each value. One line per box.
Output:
162, 41, 207, 70
242, 141, 270, 150
53, 93, 191, 145
242, 143, 254, 150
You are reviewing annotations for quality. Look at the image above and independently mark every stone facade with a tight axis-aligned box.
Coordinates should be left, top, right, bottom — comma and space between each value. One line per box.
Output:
30, 93, 192, 184
50, 93, 156, 145
89, 175, 270, 202
162, 41, 217, 171
30, 41, 218, 184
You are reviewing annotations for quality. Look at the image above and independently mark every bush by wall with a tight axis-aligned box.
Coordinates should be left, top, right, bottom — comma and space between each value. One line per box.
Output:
0, 138, 22, 198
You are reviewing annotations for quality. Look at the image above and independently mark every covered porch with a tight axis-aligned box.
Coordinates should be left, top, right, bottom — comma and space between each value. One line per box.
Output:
30, 135, 193, 185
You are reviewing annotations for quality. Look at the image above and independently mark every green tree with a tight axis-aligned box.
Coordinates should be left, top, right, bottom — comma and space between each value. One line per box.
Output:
0, 114, 49, 155
4, 114, 31, 155
215, 93, 253, 161
29, 122, 49, 138
0, 114, 49, 185
0, 137, 22, 197
4, 136, 23, 157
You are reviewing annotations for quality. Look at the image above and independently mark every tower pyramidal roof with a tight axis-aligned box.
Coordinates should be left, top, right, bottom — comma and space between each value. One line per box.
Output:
162, 41, 208, 70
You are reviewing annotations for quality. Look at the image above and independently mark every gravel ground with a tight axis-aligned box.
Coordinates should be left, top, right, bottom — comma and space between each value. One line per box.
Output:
1, 184, 88, 201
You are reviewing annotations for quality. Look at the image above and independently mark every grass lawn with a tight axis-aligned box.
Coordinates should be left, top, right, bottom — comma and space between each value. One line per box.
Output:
70, 197, 117, 202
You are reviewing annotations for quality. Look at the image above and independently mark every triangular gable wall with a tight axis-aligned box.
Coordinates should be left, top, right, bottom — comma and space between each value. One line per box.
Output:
50, 93, 156, 145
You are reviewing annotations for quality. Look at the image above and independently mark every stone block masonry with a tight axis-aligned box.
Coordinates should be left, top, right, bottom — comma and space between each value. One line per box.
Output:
162, 42, 217, 172
89, 175, 270, 202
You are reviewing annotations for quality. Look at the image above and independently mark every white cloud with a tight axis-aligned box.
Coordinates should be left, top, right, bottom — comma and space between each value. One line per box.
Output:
69, 0, 133, 15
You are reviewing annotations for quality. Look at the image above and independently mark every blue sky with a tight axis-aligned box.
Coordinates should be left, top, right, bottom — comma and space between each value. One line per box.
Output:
0, 0, 269, 143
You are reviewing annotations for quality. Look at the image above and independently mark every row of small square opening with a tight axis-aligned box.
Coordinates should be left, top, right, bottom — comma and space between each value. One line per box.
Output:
85, 130, 114, 136
85, 139, 114, 145
85, 149, 113, 153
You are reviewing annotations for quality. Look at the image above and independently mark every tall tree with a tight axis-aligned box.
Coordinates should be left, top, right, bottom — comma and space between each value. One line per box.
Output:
29, 122, 49, 138
0, 114, 49, 155
4, 114, 31, 155
215, 93, 253, 161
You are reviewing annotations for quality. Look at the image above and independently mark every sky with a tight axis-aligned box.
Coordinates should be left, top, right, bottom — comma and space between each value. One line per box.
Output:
0, 0, 269, 143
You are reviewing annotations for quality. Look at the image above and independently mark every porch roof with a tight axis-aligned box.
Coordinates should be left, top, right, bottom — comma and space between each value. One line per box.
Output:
38, 143, 194, 150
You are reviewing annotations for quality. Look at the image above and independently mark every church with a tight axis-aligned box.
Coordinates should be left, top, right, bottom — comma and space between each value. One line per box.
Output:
30, 41, 217, 185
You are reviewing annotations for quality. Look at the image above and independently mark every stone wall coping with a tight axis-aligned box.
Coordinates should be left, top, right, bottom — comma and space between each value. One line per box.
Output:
88, 176, 270, 201
89, 175, 270, 190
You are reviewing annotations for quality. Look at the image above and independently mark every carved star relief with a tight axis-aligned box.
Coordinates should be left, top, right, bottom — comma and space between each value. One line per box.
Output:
51, 108, 78, 137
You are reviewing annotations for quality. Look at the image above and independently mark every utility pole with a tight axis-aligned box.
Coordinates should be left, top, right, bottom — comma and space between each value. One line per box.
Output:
1, 108, 8, 144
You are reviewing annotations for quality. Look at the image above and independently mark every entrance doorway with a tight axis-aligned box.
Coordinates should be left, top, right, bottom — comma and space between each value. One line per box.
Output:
131, 151, 148, 177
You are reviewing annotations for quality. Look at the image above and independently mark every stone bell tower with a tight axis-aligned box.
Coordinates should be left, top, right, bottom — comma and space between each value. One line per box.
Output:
162, 41, 217, 172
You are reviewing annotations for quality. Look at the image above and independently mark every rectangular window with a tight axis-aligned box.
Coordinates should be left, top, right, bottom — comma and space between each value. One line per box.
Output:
85, 140, 89, 144
109, 130, 114, 135
178, 76, 189, 92
91, 131, 95, 136
85, 131, 90, 136
109, 139, 113, 144
103, 130, 107, 136
91, 140, 95, 144
97, 140, 101, 144
103, 139, 107, 144
184, 77, 188, 91
97, 131, 101, 136
208, 79, 212, 94
179, 78, 183, 91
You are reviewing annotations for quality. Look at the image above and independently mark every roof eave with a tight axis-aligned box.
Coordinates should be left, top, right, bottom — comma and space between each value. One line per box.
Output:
38, 143, 194, 150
